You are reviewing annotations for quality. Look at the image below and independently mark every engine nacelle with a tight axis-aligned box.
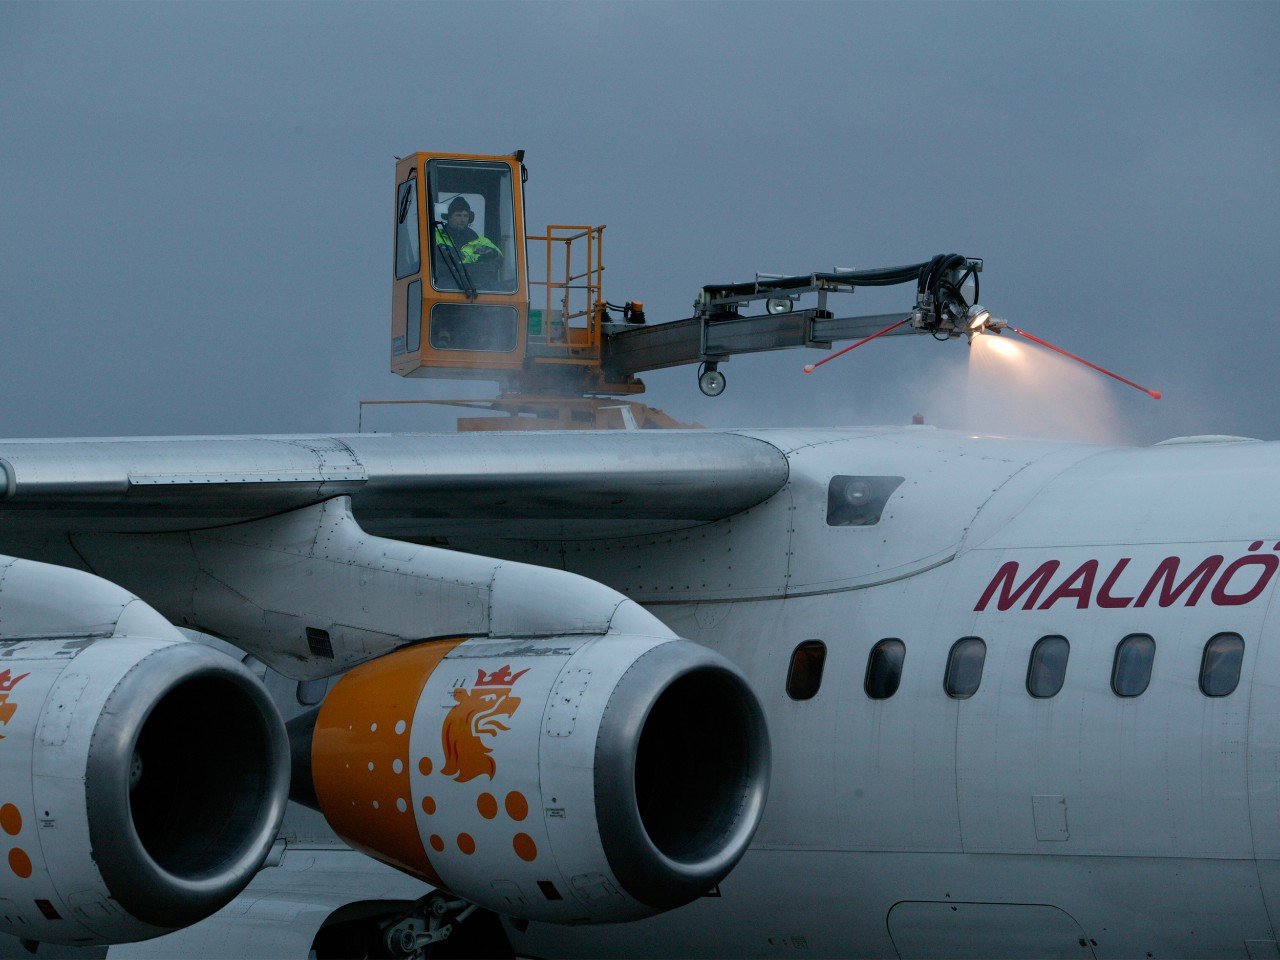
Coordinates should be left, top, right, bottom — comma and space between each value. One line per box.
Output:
306, 633, 770, 923
0, 561, 288, 946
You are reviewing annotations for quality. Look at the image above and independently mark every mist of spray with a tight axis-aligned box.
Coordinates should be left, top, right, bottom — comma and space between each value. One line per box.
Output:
961, 332, 1131, 444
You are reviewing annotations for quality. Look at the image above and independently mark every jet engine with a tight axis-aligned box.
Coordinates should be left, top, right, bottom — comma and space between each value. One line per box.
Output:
0, 558, 289, 946
299, 632, 770, 924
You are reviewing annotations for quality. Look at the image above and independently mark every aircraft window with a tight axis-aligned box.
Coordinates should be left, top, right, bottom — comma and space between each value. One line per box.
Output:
944, 637, 986, 700
1199, 633, 1244, 697
864, 638, 906, 700
786, 640, 827, 701
429, 303, 518, 353
394, 173, 420, 280
826, 476, 905, 526
1026, 635, 1070, 698
296, 678, 327, 707
406, 280, 421, 353
1111, 634, 1155, 697
427, 159, 519, 295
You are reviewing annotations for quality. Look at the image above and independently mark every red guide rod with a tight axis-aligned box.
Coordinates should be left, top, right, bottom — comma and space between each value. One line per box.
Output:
804, 317, 910, 373
1009, 327, 1161, 400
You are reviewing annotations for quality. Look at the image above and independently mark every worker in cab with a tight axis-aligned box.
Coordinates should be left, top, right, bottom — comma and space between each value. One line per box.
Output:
434, 196, 503, 291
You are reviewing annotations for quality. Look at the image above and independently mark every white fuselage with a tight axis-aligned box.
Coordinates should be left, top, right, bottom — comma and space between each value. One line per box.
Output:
494, 430, 1280, 959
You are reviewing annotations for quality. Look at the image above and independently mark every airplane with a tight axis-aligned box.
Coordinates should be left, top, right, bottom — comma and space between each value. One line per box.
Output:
0, 425, 1277, 960
1, 151, 1276, 959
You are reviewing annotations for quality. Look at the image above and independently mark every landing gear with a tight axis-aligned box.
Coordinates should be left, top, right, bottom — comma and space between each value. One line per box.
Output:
378, 893, 513, 959
698, 362, 726, 397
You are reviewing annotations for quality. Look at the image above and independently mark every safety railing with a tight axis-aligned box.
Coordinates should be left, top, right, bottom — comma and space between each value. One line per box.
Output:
527, 224, 606, 350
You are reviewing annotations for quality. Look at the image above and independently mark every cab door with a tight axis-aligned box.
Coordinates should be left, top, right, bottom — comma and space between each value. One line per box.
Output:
392, 153, 528, 381
390, 161, 423, 375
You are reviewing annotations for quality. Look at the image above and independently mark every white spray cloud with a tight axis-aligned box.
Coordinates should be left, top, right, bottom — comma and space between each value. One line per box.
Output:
960, 331, 1131, 444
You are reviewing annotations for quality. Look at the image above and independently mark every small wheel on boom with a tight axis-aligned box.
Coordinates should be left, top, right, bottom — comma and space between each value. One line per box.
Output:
698, 363, 726, 397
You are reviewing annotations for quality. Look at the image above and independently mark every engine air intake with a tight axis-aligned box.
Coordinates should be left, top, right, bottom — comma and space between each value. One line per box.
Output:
597, 648, 769, 909
85, 642, 289, 930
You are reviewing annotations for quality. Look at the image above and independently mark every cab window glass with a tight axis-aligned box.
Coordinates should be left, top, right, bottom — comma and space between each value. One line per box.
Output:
429, 303, 518, 353
786, 640, 826, 701
826, 476, 905, 526
864, 638, 905, 700
945, 637, 986, 699
428, 160, 519, 294
1112, 634, 1155, 697
395, 174, 420, 279
406, 280, 422, 353
1027, 635, 1069, 698
1200, 633, 1244, 697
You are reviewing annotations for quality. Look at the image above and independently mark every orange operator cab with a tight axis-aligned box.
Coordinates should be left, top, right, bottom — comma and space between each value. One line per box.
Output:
392, 152, 528, 380
390, 150, 645, 397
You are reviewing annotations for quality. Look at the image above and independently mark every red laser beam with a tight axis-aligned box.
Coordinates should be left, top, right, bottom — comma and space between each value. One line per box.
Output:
803, 317, 911, 373
1009, 327, 1160, 400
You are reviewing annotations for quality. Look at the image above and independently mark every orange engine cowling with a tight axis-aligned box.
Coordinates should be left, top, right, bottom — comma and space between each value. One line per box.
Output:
302, 633, 770, 923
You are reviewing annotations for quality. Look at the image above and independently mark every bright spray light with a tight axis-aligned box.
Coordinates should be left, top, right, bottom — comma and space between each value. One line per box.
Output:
965, 325, 1129, 444
977, 334, 1020, 359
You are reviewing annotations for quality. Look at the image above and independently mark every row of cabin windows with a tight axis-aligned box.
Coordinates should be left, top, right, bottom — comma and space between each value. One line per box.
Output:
785, 633, 1246, 702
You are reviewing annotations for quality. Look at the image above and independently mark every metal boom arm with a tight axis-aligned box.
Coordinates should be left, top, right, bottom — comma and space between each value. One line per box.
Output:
602, 255, 984, 395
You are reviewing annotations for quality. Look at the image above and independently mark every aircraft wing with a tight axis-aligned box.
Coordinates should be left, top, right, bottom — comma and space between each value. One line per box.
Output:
0, 427, 789, 955
0, 430, 789, 539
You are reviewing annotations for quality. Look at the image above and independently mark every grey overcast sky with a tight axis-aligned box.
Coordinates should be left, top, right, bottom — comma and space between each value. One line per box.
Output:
2, 1, 1277, 446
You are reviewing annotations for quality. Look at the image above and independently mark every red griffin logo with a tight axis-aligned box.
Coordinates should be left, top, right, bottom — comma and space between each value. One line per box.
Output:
0, 669, 30, 741
440, 665, 530, 783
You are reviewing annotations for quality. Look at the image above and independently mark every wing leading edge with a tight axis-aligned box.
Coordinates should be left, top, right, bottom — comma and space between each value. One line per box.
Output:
0, 430, 790, 540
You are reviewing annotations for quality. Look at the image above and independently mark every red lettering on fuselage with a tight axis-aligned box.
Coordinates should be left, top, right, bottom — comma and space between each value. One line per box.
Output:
975, 542, 1280, 611
1135, 555, 1222, 608
1037, 560, 1098, 610
1096, 559, 1135, 608
975, 560, 1060, 611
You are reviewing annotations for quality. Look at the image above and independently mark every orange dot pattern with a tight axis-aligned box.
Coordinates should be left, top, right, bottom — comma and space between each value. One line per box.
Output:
8, 848, 31, 879
513, 833, 538, 862
416, 748, 538, 862
2, 803, 29, 880
505, 791, 528, 821
313, 639, 464, 888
